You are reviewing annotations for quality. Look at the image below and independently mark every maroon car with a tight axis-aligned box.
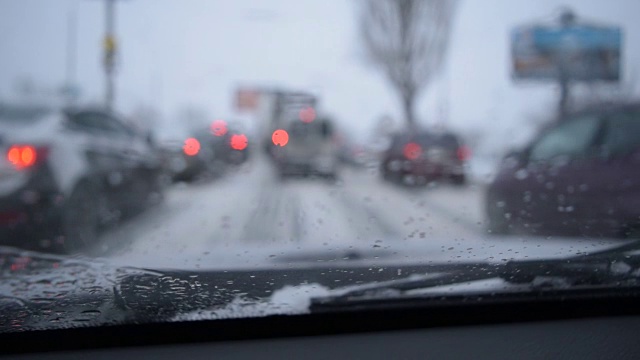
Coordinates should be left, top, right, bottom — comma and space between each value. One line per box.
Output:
381, 131, 469, 186
486, 103, 640, 238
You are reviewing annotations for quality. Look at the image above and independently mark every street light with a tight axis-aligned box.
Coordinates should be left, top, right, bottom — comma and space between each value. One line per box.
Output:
64, 1, 79, 106
97, 0, 127, 110
103, 0, 117, 110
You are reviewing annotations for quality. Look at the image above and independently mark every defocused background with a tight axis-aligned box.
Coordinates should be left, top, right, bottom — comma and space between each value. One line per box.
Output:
0, 0, 638, 269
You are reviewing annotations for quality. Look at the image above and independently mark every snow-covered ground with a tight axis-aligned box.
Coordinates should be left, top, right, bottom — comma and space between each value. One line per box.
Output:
90, 155, 625, 270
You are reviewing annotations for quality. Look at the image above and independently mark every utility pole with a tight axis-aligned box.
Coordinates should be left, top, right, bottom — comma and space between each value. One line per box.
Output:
558, 69, 570, 120
103, 0, 117, 110
65, 2, 78, 106
557, 9, 576, 120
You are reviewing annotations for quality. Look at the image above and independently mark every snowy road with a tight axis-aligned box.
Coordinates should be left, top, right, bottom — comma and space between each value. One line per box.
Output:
88, 156, 625, 270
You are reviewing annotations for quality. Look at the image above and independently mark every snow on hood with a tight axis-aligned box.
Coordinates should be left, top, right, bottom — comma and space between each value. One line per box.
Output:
171, 276, 530, 320
173, 283, 331, 321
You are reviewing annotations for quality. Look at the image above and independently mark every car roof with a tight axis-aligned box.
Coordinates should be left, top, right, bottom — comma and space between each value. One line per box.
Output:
391, 130, 459, 141
567, 101, 640, 118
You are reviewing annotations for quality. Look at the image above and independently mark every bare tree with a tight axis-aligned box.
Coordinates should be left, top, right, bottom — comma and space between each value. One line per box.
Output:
359, 0, 457, 127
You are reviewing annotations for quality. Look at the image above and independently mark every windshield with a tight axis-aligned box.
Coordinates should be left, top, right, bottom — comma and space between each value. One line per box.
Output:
1, 0, 639, 332
288, 120, 324, 139
0, 104, 51, 124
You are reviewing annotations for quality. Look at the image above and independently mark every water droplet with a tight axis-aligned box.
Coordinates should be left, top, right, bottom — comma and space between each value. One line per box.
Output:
80, 310, 101, 316
514, 169, 529, 180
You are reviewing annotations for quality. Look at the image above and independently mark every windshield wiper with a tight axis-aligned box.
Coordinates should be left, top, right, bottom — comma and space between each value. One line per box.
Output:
310, 240, 640, 309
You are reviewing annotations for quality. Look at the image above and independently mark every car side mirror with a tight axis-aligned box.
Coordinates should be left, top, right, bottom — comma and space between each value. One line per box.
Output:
503, 149, 528, 167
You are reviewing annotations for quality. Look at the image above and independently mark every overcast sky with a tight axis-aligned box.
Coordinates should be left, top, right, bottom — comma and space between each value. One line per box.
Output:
1, 0, 639, 146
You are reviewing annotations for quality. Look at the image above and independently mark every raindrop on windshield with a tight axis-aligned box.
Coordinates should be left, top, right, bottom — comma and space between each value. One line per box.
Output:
514, 169, 529, 180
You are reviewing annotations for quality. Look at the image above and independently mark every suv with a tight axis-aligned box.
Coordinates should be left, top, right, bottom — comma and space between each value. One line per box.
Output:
486, 103, 640, 237
381, 130, 469, 186
0, 104, 164, 253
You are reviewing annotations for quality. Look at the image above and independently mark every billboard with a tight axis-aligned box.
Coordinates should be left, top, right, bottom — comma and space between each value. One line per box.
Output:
234, 88, 316, 116
511, 24, 622, 82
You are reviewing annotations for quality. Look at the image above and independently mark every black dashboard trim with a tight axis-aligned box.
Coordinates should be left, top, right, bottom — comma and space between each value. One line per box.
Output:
2, 287, 640, 355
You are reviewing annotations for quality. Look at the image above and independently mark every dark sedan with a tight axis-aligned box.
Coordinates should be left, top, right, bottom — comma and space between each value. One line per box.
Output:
165, 121, 250, 182
486, 103, 640, 238
381, 130, 469, 186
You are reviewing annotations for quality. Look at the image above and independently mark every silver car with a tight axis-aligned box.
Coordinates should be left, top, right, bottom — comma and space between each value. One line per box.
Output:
274, 118, 339, 179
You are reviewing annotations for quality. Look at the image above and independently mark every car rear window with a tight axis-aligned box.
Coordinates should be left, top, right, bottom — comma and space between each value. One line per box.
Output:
0, 104, 51, 124
289, 121, 323, 139
390, 132, 459, 150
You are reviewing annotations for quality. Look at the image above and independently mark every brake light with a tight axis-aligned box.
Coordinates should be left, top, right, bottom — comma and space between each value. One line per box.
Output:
299, 106, 316, 123
7, 145, 39, 169
230, 134, 248, 151
403, 142, 422, 160
457, 145, 471, 161
183, 138, 200, 156
272, 129, 289, 147
210, 120, 228, 137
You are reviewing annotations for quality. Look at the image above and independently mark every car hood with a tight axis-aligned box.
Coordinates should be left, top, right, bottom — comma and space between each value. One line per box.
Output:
0, 238, 631, 332
99, 233, 629, 271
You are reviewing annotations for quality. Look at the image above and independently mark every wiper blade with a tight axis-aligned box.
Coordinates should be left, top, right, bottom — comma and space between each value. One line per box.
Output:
317, 264, 501, 299
311, 264, 502, 308
499, 239, 640, 286
311, 242, 640, 308
500, 255, 637, 286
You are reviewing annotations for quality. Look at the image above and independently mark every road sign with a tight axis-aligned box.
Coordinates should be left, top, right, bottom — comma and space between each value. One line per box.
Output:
103, 35, 117, 73
235, 88, 261, 112
104, 35, 117, 53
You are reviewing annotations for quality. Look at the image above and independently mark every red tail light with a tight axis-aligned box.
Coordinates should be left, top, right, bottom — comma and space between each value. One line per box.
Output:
183, 138, 201, 156
272, 129, 289, 147
210, 120, 228, 137
403, 142, 422, 160
7, 145, 44, 169
457, 145, 471, 161
230, 134, 248, 151
299, 106, 316, 123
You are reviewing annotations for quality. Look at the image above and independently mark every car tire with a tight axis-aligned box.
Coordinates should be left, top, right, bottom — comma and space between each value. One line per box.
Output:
277, 168, 289, 181
485, 198, 510, 236
173, 172, 192, 183
58, 181, 101, 254
382, 169, 399, 184
147, 174, 165, 206
450, 174, 466, 186
621, 223, 640, 239
486, 217, 509, 235
324, 172, 338, 183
